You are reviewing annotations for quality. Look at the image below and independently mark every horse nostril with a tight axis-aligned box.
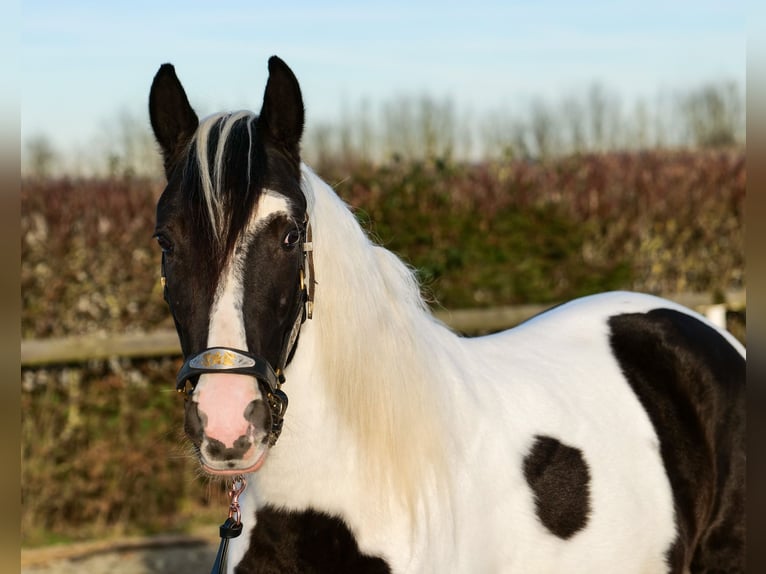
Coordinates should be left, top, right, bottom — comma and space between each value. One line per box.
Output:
184, 401, 206, 443
244, 399, 270, 429
234, 436, 251, 450
205, 437, 226, 458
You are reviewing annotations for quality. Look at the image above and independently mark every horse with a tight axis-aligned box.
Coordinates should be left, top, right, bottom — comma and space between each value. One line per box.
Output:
148, 56, 745, 573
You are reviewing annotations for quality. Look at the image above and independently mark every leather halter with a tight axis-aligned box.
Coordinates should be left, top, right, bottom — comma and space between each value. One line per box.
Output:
166, 215, 315, 447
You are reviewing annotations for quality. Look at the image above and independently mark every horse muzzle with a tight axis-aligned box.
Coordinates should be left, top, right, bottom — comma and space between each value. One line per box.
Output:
176, 347, 289, 473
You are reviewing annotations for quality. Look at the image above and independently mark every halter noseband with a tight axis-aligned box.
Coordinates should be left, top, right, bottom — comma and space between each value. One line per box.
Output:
168, 215, 315, 447
175, 346, 289, 446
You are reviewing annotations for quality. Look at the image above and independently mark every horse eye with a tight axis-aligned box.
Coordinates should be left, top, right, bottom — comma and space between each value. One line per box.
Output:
282, 228, 301, 249
153, 233, 174, 254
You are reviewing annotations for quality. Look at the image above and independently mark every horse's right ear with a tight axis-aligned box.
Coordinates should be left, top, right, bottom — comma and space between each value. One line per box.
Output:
149, 63, 199, 177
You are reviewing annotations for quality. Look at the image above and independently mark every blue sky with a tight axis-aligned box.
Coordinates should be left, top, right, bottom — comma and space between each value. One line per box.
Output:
22, 0, 744, 160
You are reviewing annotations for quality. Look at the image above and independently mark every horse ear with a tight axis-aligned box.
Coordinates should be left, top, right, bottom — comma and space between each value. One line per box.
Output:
149, 63, 199, 176
258, 56, 305, 162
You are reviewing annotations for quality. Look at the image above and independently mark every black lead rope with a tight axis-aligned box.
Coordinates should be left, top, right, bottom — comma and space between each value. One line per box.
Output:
210, 476, 247, 574
210, 517, 242, 574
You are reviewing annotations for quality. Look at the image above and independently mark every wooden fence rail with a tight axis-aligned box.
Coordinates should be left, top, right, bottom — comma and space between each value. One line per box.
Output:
21, 291, 745, 367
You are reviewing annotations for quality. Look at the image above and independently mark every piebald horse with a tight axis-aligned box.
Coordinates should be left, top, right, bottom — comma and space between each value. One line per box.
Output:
149, 56, 745, 573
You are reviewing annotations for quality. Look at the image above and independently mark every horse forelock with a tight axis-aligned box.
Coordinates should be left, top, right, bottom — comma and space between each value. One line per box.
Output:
180, 111, 306, 268
184, 111, 261, 264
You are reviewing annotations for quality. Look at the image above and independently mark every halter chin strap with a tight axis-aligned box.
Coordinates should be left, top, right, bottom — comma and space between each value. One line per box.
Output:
171, 214, 315, 447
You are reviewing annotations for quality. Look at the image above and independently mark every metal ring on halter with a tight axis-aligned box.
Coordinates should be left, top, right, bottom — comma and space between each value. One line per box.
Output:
227, 475, 247, 525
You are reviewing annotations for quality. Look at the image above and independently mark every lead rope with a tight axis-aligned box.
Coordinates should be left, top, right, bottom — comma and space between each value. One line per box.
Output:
210, 475, 247, 574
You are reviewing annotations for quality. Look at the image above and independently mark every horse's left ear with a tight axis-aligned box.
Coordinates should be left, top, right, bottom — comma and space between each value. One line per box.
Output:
258, 56, 305, 162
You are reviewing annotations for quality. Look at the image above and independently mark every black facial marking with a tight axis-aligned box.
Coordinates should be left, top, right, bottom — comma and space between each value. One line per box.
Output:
204, 436, 253, 462
241, 215, 305, 366
523, 435, 591, 539
235, 506, 391, 574
608, 309, 745, 572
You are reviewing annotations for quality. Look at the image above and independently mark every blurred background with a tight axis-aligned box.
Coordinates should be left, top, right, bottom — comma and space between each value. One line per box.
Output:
21, 1, 745, 571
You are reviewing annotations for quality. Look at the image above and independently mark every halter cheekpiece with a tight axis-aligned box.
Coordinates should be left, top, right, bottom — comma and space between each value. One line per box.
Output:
168, 215, 315, 447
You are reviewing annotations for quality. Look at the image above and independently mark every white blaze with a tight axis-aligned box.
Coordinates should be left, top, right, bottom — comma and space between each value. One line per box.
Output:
193, 192, 292, 455
206, 193, 292, 349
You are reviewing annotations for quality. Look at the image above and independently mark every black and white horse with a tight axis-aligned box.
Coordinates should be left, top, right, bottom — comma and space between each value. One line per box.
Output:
149, 56, 745, 573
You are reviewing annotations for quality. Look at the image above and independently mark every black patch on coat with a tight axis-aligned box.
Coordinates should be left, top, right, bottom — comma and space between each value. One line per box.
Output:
609, 309, 745, 573
235, 506, 391, 574
523, 435, 591, 539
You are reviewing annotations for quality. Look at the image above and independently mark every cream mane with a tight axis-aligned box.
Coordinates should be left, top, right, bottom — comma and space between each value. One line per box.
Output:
299, 165, 461, 512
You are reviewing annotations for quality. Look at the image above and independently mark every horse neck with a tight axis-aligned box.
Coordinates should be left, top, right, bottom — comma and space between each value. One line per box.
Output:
274, 166, 459, 515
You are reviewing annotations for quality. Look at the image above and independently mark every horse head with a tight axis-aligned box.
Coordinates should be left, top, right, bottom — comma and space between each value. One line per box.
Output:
149, 57, 312, 476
